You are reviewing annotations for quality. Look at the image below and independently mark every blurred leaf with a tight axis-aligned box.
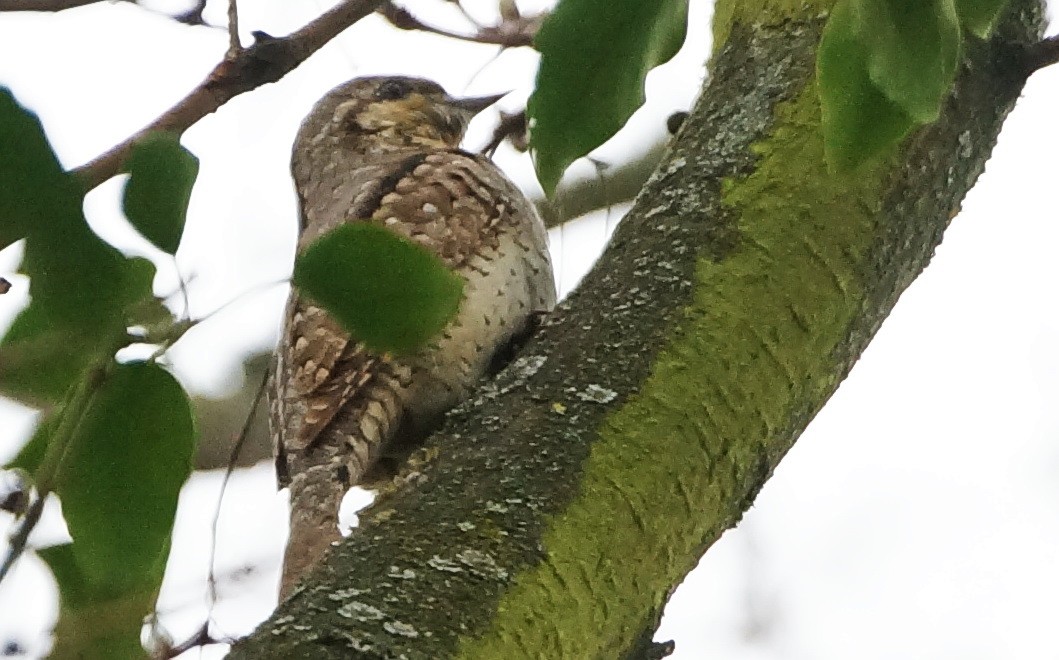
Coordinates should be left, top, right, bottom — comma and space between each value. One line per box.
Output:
954, 0, 1009, 38
528, 0, 688, 195
859, 0, 961, 123
122, 133, 199, 254
39, 544, 92, 608
0, 303, 97, 406
0, 87, 84, 253
19, 202, 138, 333
0, 88, 160, 338
0, 259, 154, 406
55, 362, 195, 592
293, 224, 464, 354
122, 256, 158, 302
817, 0, 916, 171
39, 543, 153, 660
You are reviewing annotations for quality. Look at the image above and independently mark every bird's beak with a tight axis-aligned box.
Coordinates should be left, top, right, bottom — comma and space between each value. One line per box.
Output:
449, 91, 509, 116
436, 91, 510, 145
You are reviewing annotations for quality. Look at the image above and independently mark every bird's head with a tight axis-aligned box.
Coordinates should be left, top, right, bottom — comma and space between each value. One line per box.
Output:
306, 76, 506, 151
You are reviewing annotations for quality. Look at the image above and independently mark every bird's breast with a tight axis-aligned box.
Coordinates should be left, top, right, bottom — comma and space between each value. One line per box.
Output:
400, 229, 554, 425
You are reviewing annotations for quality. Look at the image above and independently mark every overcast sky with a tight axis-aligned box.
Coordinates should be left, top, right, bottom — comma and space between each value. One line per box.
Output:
2, 1, 1059, 657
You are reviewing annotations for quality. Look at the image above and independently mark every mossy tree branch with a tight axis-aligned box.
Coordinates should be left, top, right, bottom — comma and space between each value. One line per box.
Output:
230, 0, 1043, 657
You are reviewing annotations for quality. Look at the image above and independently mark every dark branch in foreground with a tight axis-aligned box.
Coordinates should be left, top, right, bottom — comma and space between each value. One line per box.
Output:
71, 0, 385, 191
1023, 34, 1059, 74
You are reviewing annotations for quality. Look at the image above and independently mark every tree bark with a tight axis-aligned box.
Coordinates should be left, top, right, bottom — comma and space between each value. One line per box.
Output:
231, 1, 1044, 657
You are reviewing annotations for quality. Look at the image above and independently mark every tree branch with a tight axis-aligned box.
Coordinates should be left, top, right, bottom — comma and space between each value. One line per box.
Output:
535, 140, 668, 227
0, 0, 122, 12
1022, 34, 1059, 74
226, 0, 241, 55
71, 0, 385, 191
376, 0, 540, 48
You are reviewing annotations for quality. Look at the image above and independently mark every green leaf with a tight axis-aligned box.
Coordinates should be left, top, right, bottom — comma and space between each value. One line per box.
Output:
0, 259, 153, 407
528, 0, 689, 195
0, 303, 98, 406
0, 89, 161, 335
120, 256, 159, 310
121, 133, 199, 254
39, 544, 93, 608
55, 362, 195, 593
954, 0, 1009, 38
20, 205, 132, 333
293, 224, 464, 354
39, 543, 153, 660
857, 0, 961, 124
0, 87, 84, 253
817, 0, 917, 171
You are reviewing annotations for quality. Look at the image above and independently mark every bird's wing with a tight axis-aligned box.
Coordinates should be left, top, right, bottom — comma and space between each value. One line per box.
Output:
273, 150, 515, 487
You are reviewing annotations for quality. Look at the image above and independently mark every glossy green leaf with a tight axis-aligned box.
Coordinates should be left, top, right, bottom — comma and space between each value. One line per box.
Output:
858, 0, 961, 123
528, 0, 689, 195
818, 0, 917, 171
39, 543, 154, 660
0, 87, 83, 253
55, 362, 195, 592
122, 133, 199, 254
293, 224, 464, 355
954, 0, 1009, 38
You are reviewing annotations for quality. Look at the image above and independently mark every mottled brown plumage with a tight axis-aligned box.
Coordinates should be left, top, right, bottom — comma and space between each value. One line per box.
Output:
270, 76, 555, 598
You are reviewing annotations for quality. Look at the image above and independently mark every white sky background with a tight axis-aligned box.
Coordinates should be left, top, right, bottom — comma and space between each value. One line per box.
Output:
1, 0, 1058, 657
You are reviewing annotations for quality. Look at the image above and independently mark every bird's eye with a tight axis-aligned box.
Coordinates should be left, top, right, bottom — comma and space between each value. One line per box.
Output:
375, 79, 412, 101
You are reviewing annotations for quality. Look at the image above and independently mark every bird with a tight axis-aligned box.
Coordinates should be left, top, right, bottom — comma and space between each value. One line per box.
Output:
269, 75, 556, 599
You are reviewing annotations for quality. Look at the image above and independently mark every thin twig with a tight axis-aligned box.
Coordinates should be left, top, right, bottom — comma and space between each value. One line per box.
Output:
377, 0, 537, 48
450, 0, 482, 28
205, 369, 270, 605
0, 493, 46, 585
158, 621, 237, 659
154, 371, 269, 658
226, 0, 241, 55
71, 0, 386, 191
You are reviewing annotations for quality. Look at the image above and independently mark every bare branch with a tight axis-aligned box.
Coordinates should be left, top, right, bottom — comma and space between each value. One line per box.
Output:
206, 369, 269, 601
1022, 34, 1059, 74
532, 140, 669, 227
71, 0, 385, 191
0, 0, 218, 27
0, 0, 122, 12
0, 493, 45, 586
226, 0, 241, 55
377, 0, 539, 48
